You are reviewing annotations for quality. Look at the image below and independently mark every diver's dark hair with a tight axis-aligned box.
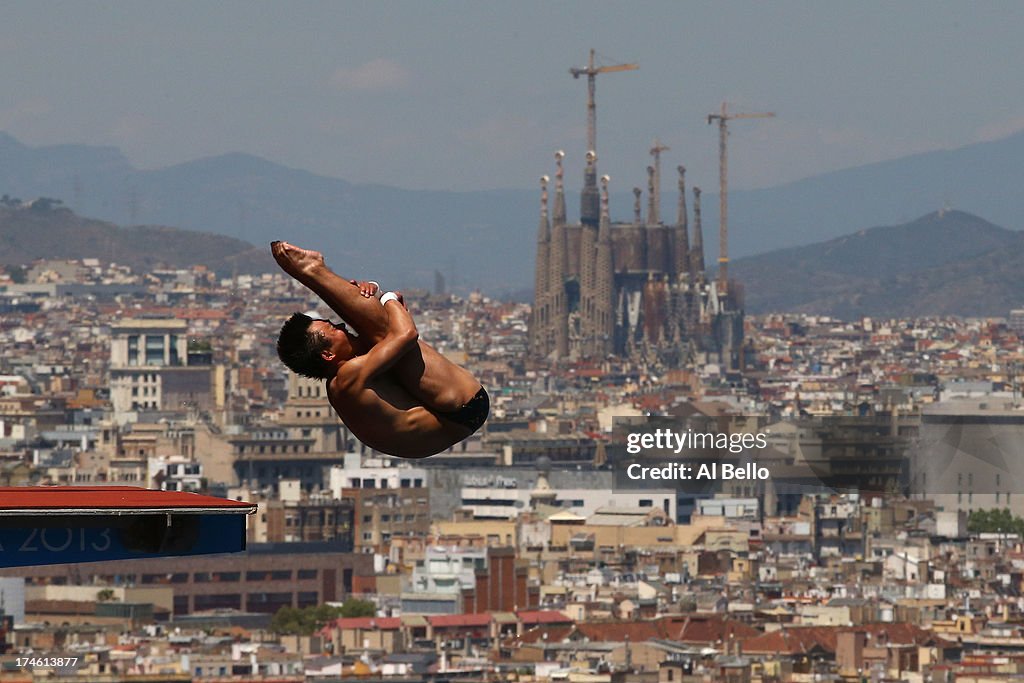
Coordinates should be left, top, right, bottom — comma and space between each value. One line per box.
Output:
277, 312, 331, 379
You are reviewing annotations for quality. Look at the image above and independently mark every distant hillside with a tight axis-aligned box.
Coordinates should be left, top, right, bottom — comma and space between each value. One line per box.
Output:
730, 210, 1024, 317
0, 133, 536, 294
0, 203, 272, 276
4, 201, 1023, 319
3, 129, 1024, 298
728, 130, 1024, 256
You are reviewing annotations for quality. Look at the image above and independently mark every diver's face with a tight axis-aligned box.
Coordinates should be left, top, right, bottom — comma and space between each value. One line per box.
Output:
310, 319, 355, 363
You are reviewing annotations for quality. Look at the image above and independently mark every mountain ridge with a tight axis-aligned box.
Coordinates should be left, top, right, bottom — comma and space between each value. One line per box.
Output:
3, 203, 1022, 318
0, 205, 272, 276
2, 129, 1024, 295
730, 210, 1024, 317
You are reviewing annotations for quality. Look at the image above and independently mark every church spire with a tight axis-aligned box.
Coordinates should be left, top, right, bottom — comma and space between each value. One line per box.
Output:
549, 151, 569, 358
595, 174, 614, 357
581, 150, 599, 227
647, 165, 657, 225
691, 186, 705, 280
553, 150, 566, 225
530, 175, 551, 357
674, 166, 690, 280
578, 160, 598, 354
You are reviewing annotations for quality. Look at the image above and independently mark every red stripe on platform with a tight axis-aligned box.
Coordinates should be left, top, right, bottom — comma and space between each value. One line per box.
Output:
0, 486, 254, 512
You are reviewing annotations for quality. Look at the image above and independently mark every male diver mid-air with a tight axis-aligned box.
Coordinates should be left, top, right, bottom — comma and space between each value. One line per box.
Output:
272, 241, 488, 458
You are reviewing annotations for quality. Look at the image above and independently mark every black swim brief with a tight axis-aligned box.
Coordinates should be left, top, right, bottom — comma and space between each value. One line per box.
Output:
438, 386, 489, 434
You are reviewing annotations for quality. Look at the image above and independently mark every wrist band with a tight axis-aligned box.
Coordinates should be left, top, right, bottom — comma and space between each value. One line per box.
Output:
380, 291, 400, 306
368, 280, 380, 292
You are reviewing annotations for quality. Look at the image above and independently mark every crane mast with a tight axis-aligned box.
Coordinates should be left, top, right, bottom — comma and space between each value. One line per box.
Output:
570, 49, 638, 156
707, 102, 774, 294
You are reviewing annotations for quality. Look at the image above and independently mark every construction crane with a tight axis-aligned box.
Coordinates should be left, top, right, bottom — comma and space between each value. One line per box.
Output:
570, 49, 638, 156
707, 102, 774, 293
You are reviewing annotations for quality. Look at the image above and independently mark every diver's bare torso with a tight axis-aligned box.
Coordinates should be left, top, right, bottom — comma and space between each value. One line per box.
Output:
327, 373, 469, 459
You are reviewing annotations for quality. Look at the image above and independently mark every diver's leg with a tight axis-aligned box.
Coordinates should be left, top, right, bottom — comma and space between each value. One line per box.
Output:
271, 241, 388, 344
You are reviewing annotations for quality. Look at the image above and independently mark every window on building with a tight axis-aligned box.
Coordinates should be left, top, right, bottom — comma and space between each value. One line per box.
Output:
127, 335, 139, 365
245, 592, 294, 614
145, 335, 165, 365
173, 595, 190, 615
297, 591, 319, 608
193, 593, 241, 610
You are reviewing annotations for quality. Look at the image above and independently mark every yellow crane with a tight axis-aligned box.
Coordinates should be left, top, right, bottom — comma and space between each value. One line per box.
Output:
570, 49, 638, 156
707, 102, 775, 293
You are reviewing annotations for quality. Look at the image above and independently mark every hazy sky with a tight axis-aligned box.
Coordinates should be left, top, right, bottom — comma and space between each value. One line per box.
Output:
2, 2, 1022, 194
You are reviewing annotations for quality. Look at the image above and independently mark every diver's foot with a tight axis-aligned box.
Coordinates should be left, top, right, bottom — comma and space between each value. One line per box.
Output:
271, 241, 325, 278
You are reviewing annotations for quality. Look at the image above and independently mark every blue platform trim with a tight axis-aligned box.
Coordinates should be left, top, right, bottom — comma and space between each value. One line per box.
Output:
0, 514, 246, 568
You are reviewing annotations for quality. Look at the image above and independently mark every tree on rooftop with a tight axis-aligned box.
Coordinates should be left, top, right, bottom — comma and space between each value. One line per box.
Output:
968, 508, 1024, 536
7, 265, 26, 284
270, 599, 375, 636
